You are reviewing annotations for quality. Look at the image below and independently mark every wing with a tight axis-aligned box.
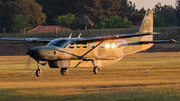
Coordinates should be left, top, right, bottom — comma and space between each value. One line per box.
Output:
77, 32, 155, 43
140, 39, 178, 44
1, 38, 55, 43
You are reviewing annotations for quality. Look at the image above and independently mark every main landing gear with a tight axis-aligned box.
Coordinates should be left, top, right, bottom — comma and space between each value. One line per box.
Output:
93, 66, 101, 74
75, 59, 101, 74
60, 68, 68, 75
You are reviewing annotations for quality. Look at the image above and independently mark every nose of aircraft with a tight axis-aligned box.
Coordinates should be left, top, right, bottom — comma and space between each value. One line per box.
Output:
27, 49, 35, 55
26, 47, 39, 58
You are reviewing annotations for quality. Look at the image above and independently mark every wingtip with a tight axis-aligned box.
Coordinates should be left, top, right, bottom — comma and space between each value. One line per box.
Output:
171, 39, 179, 43
153, 32, 161, 34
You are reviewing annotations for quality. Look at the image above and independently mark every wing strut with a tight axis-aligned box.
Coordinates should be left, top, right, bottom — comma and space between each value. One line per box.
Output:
74, 59, 101, 74
79, 41, 103, 59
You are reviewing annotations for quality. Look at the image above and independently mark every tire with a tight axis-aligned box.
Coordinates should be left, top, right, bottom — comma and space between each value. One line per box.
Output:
93, 66, 101, 74
36, 69, 42, 77
60, 68, 68, 75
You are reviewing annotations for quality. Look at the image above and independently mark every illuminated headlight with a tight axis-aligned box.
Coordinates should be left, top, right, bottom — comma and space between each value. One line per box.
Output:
105, 43, 110, 48
111, 43, 116, 48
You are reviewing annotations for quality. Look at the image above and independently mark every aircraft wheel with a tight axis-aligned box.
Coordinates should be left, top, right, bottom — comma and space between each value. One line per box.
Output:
93, 66, 101, 74
36, 69, 42, 77
60, 68, 68, 75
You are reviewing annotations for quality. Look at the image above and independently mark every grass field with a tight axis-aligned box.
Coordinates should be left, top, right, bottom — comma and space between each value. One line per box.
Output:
0, 52, 180, 101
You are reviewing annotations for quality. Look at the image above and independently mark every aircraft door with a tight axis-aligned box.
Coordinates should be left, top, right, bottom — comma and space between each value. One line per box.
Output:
116, 40, 124, 58
62, 43, 76, 60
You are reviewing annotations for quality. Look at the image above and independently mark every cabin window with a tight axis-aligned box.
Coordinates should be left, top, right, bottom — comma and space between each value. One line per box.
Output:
68, 43, 74, 49
90, 43, 96, 48
82, 44, 87, 48
99, 43, 104, 48
76, 44, 80, 48
117, 43, 121, 48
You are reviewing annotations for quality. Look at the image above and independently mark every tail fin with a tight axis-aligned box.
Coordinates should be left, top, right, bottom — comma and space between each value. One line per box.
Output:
139, 9, 153, 33
139, 9, 153, 42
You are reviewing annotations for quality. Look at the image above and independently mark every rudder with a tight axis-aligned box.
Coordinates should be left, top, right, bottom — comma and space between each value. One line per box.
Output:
139, 9, 153, 41
139, 9, 153, 33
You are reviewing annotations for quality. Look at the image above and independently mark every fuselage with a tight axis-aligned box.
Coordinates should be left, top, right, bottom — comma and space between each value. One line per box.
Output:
27, 37, 153, 68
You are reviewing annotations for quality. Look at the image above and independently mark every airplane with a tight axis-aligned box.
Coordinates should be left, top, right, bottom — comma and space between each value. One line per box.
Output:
1, 9, 177, 77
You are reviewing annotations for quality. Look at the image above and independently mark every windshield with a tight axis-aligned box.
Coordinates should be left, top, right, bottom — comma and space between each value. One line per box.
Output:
47, 39, 69, 48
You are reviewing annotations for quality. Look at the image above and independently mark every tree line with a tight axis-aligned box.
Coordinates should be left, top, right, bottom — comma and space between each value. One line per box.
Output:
0, 0, 180, 32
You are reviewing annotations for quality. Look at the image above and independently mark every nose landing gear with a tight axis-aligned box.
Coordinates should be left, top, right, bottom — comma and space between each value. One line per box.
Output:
36, 64, 42, 77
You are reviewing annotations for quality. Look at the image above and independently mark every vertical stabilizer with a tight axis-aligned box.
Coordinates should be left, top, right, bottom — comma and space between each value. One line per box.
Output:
139, 9, 153, 33
139, 9, 153, 41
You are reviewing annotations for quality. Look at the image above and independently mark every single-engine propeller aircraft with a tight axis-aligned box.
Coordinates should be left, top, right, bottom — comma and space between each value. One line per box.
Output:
1, 10, 177, 77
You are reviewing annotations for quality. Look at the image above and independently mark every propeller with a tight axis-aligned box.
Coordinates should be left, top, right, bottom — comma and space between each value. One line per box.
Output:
22, 41, 31, 51
22, 41, 32, 69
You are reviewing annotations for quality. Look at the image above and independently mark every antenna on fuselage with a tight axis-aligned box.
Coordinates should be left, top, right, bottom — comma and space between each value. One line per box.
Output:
69, 33, 72, 38
78, 33, 82, 38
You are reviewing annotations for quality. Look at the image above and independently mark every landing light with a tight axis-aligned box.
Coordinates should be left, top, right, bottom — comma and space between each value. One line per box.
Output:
111, 43, 116, 48
105, 43, 110, 48
105, 43, 116, 49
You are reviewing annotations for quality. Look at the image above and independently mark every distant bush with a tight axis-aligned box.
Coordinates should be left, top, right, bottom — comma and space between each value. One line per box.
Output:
153, 15, 165, 27
12, 14, 31, 32
54, 13, 75, 27
97, 16, 131, 29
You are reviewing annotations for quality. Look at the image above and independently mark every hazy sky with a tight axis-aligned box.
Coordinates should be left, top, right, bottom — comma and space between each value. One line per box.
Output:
130, 0, 176, 10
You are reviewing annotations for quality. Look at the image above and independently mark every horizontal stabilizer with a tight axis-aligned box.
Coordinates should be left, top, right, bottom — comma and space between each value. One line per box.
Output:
140, 39, 178, 44
152, 32, 161, 34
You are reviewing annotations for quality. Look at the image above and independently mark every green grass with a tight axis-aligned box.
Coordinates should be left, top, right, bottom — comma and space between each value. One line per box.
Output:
0, 52, 180, 101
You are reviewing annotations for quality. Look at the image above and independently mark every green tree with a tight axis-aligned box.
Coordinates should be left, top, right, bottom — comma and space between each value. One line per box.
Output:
153, 15, 165, 27
138, 7, 146, 14
85, 0, 143, 25
117, 0, 136, 17
12, 14, 31, 32
85, 0, 122, 23
36, 0, 145, 27
98, 16, 131, 29
175, 0, 180, 26
54, 13, 75, 27
0, 0, 46, 30
36, 0, 86, 25
128, 7, 146, 25
154, 2, 178, 27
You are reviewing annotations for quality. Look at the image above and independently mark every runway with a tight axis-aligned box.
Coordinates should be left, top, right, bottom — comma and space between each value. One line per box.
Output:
0, 52, 180, 101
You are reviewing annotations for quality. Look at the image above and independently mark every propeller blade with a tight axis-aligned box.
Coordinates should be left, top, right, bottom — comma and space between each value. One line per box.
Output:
25, 56, 32, 69
22, 41, 31, 51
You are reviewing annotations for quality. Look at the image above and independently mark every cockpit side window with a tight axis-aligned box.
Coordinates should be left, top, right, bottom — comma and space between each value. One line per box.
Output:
47, 39, 69, 48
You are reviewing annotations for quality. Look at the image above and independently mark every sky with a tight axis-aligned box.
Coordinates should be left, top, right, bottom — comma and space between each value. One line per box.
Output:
130, 0, 176, 10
